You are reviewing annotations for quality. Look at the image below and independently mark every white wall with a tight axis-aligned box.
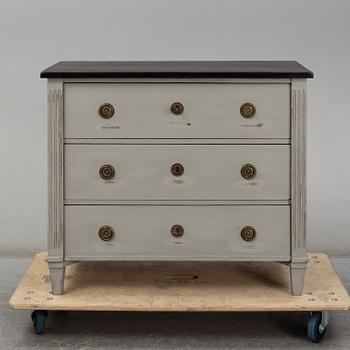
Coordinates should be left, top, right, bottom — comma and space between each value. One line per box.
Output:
0, 0, 349, 255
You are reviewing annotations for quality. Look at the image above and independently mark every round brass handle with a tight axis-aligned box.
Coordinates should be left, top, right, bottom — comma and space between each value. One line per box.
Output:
240, 102, 256, 118
98, 103, 115, 119
241, 163, 256, 180
99, 225, 115, 241
99, 164, 115, 180
170, 102, 184, 115
171, 163, 184, 177
241, 226, 256, 242
171, 224, 184, 238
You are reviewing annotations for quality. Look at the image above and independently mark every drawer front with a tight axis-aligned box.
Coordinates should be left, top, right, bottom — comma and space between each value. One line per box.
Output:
64, 83, 290, 139
65, 145, 290, 201
64, 205, 290, 260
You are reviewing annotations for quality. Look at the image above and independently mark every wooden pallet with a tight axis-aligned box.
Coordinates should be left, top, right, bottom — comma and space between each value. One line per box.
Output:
9, 252, 350, 312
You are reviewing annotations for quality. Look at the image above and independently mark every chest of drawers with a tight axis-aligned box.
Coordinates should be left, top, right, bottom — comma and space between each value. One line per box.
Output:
41, 61, 313, 296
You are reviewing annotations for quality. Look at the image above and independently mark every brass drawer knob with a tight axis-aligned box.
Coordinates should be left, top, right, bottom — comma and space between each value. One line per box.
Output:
99, 225, 115, 241
240, 102, 256, 118
171, 224, 184, 238
241, 163, 256, 180
99, 164, 115, 180
170, 102, 184, 115
241, 226, 256, 242
171, 163, 184, 177
98, 103, 115, 119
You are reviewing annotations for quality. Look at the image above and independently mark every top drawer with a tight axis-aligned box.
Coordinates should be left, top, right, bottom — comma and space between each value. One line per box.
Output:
64, 83, 290, 139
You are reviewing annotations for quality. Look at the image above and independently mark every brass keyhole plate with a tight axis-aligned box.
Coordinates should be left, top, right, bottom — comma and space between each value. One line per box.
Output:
170, 102, 184, 115
171, 224, 184, 238
171, 163, 184, 177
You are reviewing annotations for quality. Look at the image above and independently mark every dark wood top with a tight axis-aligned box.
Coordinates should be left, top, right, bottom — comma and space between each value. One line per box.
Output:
40, 61, 313, 79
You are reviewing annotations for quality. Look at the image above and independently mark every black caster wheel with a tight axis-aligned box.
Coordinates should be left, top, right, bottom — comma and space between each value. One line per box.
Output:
31, 310, 48, 335
307, 311, 329, 343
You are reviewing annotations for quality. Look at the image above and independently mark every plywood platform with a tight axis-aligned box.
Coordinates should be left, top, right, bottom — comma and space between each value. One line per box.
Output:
9, 252, 350, 312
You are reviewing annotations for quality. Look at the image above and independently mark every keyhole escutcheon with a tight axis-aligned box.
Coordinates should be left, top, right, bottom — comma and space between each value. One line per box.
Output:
171, 163, 184, 177
171, 224, 184, 238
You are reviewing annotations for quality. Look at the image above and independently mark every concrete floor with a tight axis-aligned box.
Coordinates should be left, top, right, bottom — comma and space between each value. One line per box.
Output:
0, 256, 349, 350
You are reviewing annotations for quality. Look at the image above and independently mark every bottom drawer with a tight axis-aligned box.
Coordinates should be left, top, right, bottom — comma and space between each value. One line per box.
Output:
64, 206, 290, 261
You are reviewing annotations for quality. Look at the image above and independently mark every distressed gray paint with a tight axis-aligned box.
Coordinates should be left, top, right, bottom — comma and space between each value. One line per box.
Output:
64, 144, 290, 201
64, 83, 290, 139
64, 205, 291, 261
45, 76, 308, 295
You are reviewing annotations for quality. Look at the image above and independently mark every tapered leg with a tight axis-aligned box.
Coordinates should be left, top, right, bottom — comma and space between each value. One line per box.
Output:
49, 265, 65, 295
290, 262, 307, 296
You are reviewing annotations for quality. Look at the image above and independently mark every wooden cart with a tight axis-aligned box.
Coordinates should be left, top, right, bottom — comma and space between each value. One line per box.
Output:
9, 252, 350, 343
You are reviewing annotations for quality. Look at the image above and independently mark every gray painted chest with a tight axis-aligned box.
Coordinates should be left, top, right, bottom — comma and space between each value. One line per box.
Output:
41, 61, 313, 295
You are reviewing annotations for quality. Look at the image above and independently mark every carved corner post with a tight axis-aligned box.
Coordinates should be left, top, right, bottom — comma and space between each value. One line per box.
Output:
47, 79, 65, 295
290, 79, 308, 295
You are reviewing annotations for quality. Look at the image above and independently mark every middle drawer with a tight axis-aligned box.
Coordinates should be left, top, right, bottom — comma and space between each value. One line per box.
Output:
65, 145, 290, 201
